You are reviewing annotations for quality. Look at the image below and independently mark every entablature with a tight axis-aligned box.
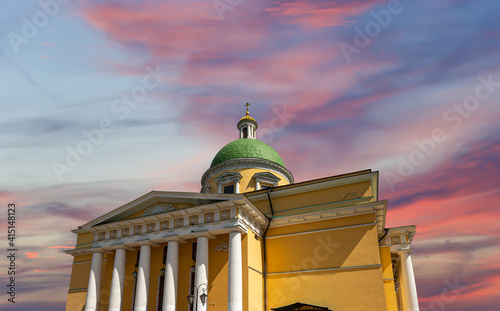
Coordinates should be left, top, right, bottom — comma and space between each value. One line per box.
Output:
379, 225, 417, 251
269, 201, 386, 236
65, 197, 268, 256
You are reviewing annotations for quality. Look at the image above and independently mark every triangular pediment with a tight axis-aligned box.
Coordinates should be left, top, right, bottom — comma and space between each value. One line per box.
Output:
214, 172, 242, 182
254, 172, 280, 181
79, 191, 242, 229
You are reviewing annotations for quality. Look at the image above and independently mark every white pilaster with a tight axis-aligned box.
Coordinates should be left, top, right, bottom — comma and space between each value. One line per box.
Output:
85, 250, 103, 311
196, 234, 209, 311
108, 247, 127, 311
255, 181, 261, 191
135, 243, 152, 311
163, 239, 179, 311
235, 181, 240, 194
399, 249, 419, 311
218, 184, 222, 193
228, 230, 243, 311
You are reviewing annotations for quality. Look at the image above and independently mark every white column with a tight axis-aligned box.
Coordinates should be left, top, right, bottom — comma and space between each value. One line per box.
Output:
85, 250, 103, 311
255, 181, 261, 191
399, 249, 419, 311
196, 234, 209, 311
108, 247, 127, 311
228, 230, 243, 311
163, 239, 179, 311
135, 243, 152, 311
235, 181, 240, 194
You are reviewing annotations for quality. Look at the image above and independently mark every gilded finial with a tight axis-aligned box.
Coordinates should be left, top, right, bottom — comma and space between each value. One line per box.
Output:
245, 102, 250, 116
237, 102, 258, 130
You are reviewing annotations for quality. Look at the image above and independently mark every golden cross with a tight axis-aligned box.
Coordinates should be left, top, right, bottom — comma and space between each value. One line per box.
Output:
245, 102, 250, 113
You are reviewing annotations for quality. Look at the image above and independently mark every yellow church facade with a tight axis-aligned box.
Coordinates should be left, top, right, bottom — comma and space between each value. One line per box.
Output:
65, 108, 419, 311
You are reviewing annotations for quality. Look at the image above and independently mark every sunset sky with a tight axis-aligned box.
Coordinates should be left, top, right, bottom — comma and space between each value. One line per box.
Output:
1, 0, 499, 310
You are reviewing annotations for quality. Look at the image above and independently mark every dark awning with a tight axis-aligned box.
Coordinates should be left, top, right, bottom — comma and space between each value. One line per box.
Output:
271, 302, 332, 311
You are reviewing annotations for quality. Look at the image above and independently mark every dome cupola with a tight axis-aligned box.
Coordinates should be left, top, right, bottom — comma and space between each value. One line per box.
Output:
201, 103, 293, 194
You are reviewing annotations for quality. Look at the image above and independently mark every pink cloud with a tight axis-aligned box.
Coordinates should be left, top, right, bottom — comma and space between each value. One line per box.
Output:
265, 0, 377, 28
26, 252, 39, 258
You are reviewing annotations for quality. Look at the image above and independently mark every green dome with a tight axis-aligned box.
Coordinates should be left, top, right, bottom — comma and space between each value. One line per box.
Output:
210, 139, 285, 168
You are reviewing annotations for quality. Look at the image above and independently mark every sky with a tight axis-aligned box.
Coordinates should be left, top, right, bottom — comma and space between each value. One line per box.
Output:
0, 0, 499, 310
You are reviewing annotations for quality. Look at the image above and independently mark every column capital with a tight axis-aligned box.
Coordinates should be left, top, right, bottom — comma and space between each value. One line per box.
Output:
161, 235, 185, 242
136, 239, 155, 246
397, 248, 414, 255
113, 243, 130, 249
225, 226, 247, 234
192, 230, 215, 239
102, 243, 132, 251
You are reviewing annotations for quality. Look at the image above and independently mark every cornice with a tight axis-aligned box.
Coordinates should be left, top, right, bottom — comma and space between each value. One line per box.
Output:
379, 225, 417, 251
269, 200, 386, 236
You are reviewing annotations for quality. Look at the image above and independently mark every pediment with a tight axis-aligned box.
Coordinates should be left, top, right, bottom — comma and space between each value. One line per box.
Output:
214, 172, 243, 183
79, 191, 240, 229
253, 172, 281, 181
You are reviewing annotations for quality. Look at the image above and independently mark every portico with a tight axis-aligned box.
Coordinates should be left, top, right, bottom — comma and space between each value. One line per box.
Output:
66, 192, 267, 311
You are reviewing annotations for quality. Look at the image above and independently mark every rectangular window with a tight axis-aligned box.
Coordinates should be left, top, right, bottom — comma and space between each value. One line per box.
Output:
224, 184, 235, 193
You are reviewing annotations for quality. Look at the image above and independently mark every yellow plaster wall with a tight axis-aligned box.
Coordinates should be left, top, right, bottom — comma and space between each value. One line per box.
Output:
247, 228, 264, 311
267, 214, 375, 237
207, 234, 229, 310
206, 168, 291, 194
69, 261, 91, 290
250, 181, 373, 217
76, 232, 94, 246
249, 269, 264, 311
264, 219, 386, 311
99, 252, 114, 310
67, 254, 108, 309
66, 291, 86, 311
380, 247, 398, 311
266, 267, 387, 311
66, 254, 95, 310
266, 224, 380, 273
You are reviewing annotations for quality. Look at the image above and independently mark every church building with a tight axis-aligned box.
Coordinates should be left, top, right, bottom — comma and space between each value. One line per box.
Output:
65, 106, 420, 311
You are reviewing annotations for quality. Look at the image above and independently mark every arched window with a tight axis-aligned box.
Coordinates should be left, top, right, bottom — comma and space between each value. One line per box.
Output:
242, 127, 248, 138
